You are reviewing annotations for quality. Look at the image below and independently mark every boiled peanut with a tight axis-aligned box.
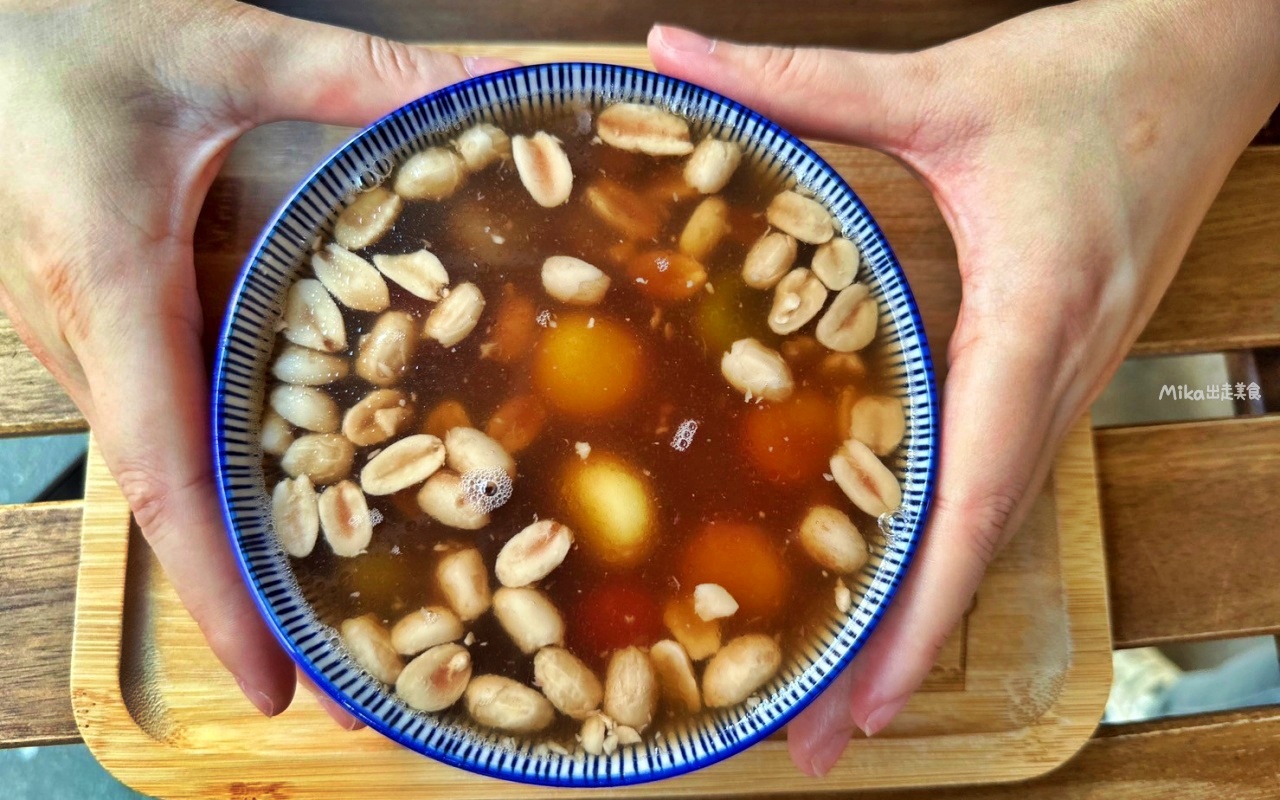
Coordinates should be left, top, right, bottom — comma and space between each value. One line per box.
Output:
721, 338, 795, 402
493, 587, 565, 654
615, 725, 641, 745
534, 646, 603, 720
597, 103, 693, 156
396, 643, 472, 712
342, 388, 414, 447
318, 480, 374, 557
455, 122, 511, 171
579, 713, 608, 755
702, 634, 782, 708
663, 596, 721, 661
360, 434, 446, 496
835, 578, 853, 614
484, 395, 546, 455
768, 268, 827, 335
816, 283, 878, 352
270, 384, 339, 434
512, 132, 573, 207
282, 278, 346, 353
340, 613, 403, 684
312, 243, 390, 312
694, 583, 739, 621
390, 605, 464, 655
281, 433, 354, 485
584, 179, 665, 241
812, 237, 860, 290
495, 519, 573, 588
479, 284, 538, 364
779, 335, 823, 369
271, 475, 319, 557
372, 249, 449, 301
394, 147, 466, 200
766, 190, 834, 244
356, 310, 416, 387
424, 282, 485, 347
678, 196, 731, 262
465, 675, 555, 733
603, 646, 658, 732
798, 505, 868, 575
445, 426, 515, 479
649, 639, 702, 714
830, 438, 903, 517
333, 186, 401, 251
417, 471, 491, 530
272, 344, 349, 386
684, 137, 741, 194
541, 256, 610, 305
848, 395, 906, 456
436, 547, 491, 621
742, 232, 797, 290
819, 352, 869, 384
260, 408, 294, 457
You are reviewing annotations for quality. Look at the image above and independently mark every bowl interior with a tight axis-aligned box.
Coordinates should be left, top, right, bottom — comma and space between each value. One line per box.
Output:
212, 63, 938, 787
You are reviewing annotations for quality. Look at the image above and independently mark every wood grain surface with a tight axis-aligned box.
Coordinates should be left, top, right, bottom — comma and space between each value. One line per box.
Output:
0, 316, 84, 437
1098, 415, 1280, 648
0, 501, 83, 746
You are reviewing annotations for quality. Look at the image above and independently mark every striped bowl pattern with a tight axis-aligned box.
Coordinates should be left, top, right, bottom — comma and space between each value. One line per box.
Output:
212, 63, 938, 787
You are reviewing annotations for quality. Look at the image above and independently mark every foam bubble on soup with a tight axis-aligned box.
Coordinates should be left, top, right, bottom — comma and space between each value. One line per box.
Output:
260, 99, 906, 755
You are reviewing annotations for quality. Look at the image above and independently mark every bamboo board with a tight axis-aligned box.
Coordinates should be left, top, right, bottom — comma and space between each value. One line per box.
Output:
70, 44, 1112, 798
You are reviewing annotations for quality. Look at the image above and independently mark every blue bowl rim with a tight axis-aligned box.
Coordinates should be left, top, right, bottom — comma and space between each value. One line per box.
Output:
212, 62, 939, 787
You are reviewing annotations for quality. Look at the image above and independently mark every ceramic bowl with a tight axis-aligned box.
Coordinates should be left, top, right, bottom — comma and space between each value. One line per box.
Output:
212, 63, 938, 787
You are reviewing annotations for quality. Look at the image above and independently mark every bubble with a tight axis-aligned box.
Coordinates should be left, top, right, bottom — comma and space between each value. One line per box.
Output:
670, 419, 699, 452
461, 467, 513, 513
367, 508, 385, 528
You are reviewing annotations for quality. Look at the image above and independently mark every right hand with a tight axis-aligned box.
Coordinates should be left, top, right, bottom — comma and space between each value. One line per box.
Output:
0, 0, 514, 725
649, 0, 1280, 775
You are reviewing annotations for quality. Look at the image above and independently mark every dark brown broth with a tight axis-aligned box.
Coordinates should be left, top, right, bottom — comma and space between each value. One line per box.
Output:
266, 107, 894, 733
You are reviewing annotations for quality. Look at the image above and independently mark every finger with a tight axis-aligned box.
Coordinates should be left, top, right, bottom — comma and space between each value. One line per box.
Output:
646, 25, 930, 152
787, 667, 856, 776
81, 276, 296, 718
843, 311, 1064, 736
232, 7, 521, 127
298, 669, 365, 731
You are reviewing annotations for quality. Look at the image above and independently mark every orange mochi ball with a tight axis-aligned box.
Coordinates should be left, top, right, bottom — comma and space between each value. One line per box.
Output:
533, 313, 645, 418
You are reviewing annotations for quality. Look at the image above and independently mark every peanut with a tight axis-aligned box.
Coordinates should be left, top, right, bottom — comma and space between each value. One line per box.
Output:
360, 434, 446, 496
465, 675, 555, 733
271, 475, 319, 558
333, 186, 401, 251
281, 433, 354, 486
271, 344, 349, 386
390, 605, 464, 655
702, 634, 781, 708
830, 438, 903, 517
512, 132, 573, 207
394, 147, 466, 201
417, 471, 491, 530
484, 395, 547, 455
584, 179, 665, 241
721, 338, 795, 402
342, 388, 414, 447
318, 480, 374, 557
269, 384, 338, 434
282, 278, 346, 353
372, 249, 449, 302
798, 505, 868, 575
742, 231, 798, 290
597, 103, 693, 156
356, 310, 416, 387
679, 196, 732, 262
812, 237, 860, 290
693, 583, 739, 621
493, 587, 565, 654
435, 547, 491, 621
424, 282, 485, 347
848, 395, 906, 456
649, 639, 702, 714
340, 614, 403, 684
495, 519, 574, 588
603, 646, 658, 732
663, 596, 721, 661
766, 190, 834, 244
312, 243, 390, 312
396, 643, 472, 712
534, 646, 603, 720
454, 122, 511, 171
260, 408, 294, 457
684, 137, 741, 194
816, 283, 878, 353
541, 256, 610, 305
768, 268, 828, 335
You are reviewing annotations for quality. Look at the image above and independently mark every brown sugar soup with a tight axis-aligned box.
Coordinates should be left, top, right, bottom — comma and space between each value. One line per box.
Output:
262, 101, 907, 751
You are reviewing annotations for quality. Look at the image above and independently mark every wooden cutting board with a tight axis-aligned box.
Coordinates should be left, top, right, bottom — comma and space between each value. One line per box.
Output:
70, 44, 1112, 798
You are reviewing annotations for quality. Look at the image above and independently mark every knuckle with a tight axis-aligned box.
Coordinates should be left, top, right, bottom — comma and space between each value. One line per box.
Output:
361, 35, 421, 86
763, 47, 818, 90
115, 458, 176, 542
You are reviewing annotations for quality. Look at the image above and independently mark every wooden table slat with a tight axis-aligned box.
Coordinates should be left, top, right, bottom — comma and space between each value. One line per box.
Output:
0, 315, 85, 437
1098, 414, 1280, 648
0, 501, 83, 747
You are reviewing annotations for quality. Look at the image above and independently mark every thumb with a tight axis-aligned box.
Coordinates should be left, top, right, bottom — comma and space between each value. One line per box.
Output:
233, 7, 519, 127
647, 25, 931, 152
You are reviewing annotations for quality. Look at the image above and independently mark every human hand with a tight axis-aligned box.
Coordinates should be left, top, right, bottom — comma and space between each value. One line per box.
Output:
648, 0, 1280, 775
0, 0, 514, 725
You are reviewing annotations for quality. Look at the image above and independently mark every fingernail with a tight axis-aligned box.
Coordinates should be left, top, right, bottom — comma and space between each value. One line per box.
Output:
236, 677, 277, 717
858, 695, 908, 738
654, 25, 715, 55
806, 729, 852, 777
464, 56, 521, 77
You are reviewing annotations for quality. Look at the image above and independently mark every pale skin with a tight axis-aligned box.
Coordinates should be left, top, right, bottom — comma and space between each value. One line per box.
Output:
2, 0, 1277, 772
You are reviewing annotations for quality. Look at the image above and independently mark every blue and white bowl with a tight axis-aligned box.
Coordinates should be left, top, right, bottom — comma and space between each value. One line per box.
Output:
212, 63, 938, 787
